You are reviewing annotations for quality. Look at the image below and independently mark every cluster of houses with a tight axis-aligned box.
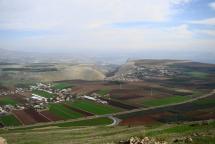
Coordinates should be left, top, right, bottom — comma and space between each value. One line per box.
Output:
0, 82, 110, 114
0, 105, 25, 115
108, 64, 182, 81
82, 95, 107, 104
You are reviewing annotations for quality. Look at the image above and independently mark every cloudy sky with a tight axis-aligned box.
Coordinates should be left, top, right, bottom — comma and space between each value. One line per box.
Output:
0, 0, 215, 62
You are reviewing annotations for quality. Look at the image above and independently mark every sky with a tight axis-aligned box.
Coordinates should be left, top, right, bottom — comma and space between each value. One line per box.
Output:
0, 0, 215, 62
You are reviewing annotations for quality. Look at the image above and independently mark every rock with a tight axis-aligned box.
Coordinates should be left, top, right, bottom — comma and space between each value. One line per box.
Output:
0, 137, 7, 144
185, 137, 193, 143
120, 136, 168, 144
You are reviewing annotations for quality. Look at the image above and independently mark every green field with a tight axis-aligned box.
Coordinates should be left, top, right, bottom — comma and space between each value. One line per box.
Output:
32, 90, 55, 98
143, 96, 191, 107
56, 117, 113, 127
193, 98, 215, 106
0, 115, 21, 126
67, 100, 120, 115
0, 97, 19, 106
97, 88, 110, 96
48, 103, 83, 119
188, 71, 209, 79
52, 82, 73, 90
11, 117, 113, 130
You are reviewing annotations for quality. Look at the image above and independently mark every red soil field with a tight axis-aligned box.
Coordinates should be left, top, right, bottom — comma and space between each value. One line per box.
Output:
40, 110, 64, 121
24, 109, 50, 123
149, 112, 173, 119
12, 110, 37, 125
194, 113, 215, 120
119, 116, 158, 126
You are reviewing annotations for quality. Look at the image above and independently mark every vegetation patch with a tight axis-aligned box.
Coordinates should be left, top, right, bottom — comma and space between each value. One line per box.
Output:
56, 117, 113, 127
188, 71, 209, 79
0, 115, 21, 126
48, 103, 83, 119
193, 98, 215, 106
146, 121, 215, 136
97, 88, 110, 96
67, 100, 120, 115
0, 97, 19, 106
52, 82, 73, 90
32, 90, 55, 98
143, 96, 190, 107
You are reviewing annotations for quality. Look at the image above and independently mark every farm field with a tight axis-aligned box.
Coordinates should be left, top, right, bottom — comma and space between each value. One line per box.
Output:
97, 88, 110, 96
67, 99, 121, 115
117, 94, 215, 126
188, 71, 209, 79
52, 82, 74, 90
0, 97, 19, 106
48, 103, 83, 119
0, 115, 21, 127
142, 95, 191, 107
40, 110, 64, 121
32, 90, 55, 98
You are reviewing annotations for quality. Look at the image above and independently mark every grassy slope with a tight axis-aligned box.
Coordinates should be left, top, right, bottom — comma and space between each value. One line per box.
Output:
67, 100, 120, 115
56, 117, 113, 127
0, 115, 21, 126
11, 117, 113, 131
0, 120, 214, 144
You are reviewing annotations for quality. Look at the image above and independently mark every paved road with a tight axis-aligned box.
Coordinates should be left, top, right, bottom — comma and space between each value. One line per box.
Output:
107, 116, 122, 126
9, 89, 215, 129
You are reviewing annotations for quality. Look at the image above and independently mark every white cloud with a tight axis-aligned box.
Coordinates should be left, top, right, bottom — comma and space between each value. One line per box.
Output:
209, 2, 215, 10
2, 0, 214, 57
0, 0, 192, 31
196, 29, 215, 37
189, 18, 215, 25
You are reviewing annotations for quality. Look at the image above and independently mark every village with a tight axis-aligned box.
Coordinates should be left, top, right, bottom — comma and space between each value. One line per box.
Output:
0, 82, 108, 116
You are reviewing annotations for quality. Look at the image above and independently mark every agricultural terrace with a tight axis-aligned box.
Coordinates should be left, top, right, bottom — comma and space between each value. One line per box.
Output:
0, 115, 21, 126
0, 97, 19, 106
48, 103, 83, 119
67, 100, 121, 115
52, 82, 73, 90
32, 90, 55, 98
143, 96, 191, 107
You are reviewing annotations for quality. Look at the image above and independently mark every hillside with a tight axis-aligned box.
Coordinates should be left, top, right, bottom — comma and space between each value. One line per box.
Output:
107, 59, 215, 81
0, 120, 214, 144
